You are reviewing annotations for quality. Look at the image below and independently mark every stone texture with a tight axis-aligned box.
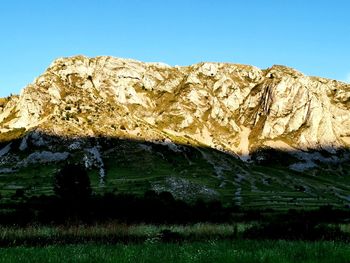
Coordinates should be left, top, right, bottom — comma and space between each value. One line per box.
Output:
0, 55, 349, 159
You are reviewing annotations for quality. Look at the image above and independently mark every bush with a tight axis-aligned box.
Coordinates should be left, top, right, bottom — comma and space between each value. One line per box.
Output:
251, 147, 298, 166
11, 189, 25, 200
158, 229, 182, 242
243, 220, 349, 241
53, 164, 91, 201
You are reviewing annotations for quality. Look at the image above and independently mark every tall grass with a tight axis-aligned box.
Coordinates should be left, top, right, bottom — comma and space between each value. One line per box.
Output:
0, 240, 350, 263
0, 223, 348, 246
0, 223, 246, 246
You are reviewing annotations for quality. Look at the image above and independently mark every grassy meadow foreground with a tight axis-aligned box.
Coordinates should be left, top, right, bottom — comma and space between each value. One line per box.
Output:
0, 223, 349, 262
1, 240, 350, 263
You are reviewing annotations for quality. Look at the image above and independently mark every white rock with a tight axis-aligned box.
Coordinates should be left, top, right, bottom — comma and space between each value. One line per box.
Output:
19, 151, 69, 166
0, 143, 12, 157
0, 56, 349, 159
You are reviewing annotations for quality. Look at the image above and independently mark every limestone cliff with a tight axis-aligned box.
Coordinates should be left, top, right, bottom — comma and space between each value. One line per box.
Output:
0, 55, 349, 159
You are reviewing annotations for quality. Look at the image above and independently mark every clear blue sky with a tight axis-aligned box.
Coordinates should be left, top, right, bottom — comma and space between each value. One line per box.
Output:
1, 0, 349, 97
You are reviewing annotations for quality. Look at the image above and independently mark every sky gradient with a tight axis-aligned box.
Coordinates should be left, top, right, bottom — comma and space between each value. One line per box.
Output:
1, 0, 349, 97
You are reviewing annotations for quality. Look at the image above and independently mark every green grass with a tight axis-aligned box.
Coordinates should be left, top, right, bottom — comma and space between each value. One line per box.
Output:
0, 223, 348, 247
0, 240, 349, 263
1, 139, 350, 210
0, 224, 242, 246
0, 164, 56, 201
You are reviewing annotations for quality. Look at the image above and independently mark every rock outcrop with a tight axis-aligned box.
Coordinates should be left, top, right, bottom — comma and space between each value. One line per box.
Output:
0, 55, 349, 159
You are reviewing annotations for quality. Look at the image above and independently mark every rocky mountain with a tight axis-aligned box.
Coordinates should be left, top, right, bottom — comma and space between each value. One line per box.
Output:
0, 55, 349, 208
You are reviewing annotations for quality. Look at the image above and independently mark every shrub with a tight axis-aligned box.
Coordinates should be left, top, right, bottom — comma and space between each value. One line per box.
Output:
243, 220, 349, 241
251, 147, 298, 166
53, 164, 91, 201
12, 189, 25, 200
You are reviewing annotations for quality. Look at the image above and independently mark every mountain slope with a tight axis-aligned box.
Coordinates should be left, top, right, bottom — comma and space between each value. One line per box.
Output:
0, 56, 349, 209
1, 56, 349, 155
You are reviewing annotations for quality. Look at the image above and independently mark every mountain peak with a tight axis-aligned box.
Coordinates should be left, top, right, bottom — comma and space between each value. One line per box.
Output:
265, 65, 304, 78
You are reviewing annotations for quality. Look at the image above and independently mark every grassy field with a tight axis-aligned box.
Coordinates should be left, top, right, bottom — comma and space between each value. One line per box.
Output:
0, 223, 348, 246
1, 240, 350, 263
0, 224, 242, 246
1, 139, 350, 210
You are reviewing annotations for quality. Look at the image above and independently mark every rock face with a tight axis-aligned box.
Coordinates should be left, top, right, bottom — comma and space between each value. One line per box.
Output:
0, 56, 349, 159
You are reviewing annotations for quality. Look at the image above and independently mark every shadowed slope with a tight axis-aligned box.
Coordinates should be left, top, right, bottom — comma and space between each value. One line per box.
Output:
0, 131, 349, 210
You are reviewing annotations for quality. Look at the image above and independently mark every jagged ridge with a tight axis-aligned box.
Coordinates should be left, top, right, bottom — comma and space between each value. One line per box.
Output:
0, 55, 349, 160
